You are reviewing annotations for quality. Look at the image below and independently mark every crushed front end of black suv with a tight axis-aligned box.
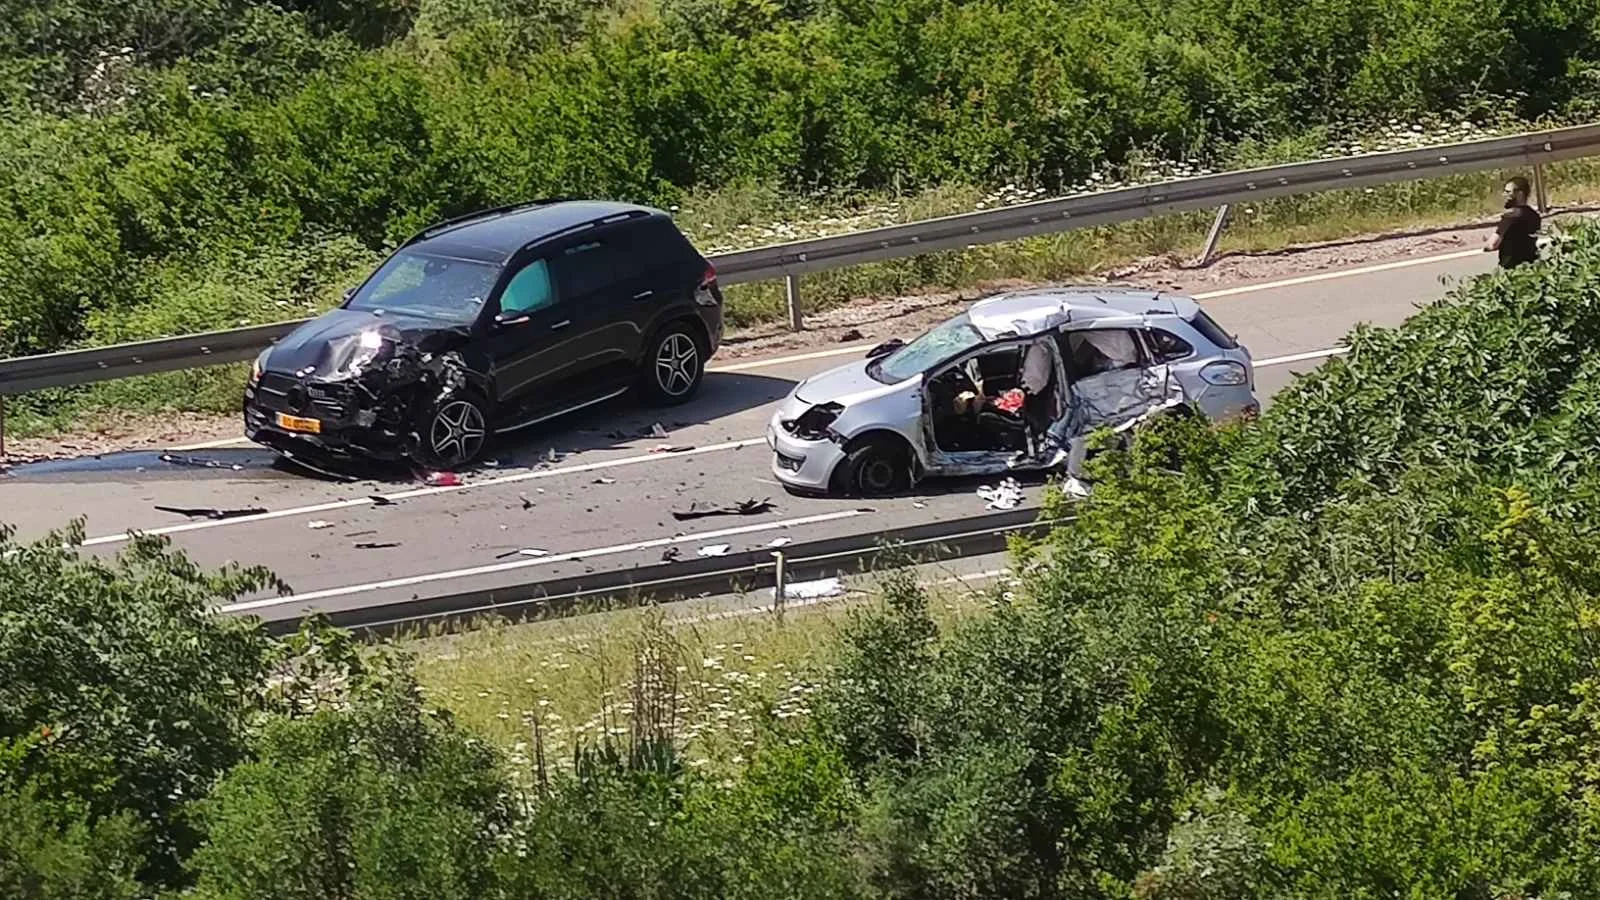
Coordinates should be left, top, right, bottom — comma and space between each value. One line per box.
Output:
243, 309, 478, 464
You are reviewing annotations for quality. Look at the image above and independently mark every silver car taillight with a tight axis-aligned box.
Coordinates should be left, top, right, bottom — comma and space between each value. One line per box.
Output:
1200, 360, 1249, 386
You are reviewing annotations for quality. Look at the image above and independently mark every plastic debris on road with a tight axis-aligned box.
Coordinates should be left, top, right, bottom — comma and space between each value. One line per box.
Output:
767, 537, 792, 548
661, 547, 682, 562
593, 476, 617, 485
650, 444, 692, 454
368, 495, 395, 506
154, 504, 266, 521
308, 520, 332, 529
672, 498, 775, 521
697, 544, 731, 557
494, 547, 550, 559
423, 471, 462, 487
977, 478, 1024, 510
354, 541, 400, 549
773, 577, 844, 601
159, 452, 243, 471
651, 422, 669, 438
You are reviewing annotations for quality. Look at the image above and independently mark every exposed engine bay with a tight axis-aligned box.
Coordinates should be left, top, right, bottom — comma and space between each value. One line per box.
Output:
244, 321, 480, 463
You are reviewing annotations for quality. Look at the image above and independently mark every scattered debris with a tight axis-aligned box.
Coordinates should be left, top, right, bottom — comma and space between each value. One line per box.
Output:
838, 328, 864, 343
593, 476, 617, 485
345, 530, 377, 538
368, 495, 394, 506
280, 452, 358, 482
773, 577, 845, 601
544, 448, 560, 464
482, 459, 502, 468
697, 544, 731, 558
1063, 476, 1092, 499
661, 547, 682, 562
519, 493, 534, 510
159, 452, 243, 471
649, 444, 693, 454
495, 547, 550, 559
977, 478, 1024, 510
154, 505, 267, 521
767, 537, 792, 548
671, 498, 775, 521
308, 520, 333, 529
913, 501, 927, 509
423, 471, 462, 487
354, 541, 401, 549
650, 422, 669, 438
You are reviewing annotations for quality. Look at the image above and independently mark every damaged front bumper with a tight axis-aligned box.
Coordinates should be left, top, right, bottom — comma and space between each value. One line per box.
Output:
766, 408, 847, 493
244, 373, 416, 462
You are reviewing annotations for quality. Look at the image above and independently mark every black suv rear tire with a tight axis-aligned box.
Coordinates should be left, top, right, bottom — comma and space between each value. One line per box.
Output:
638, 321, 706, 406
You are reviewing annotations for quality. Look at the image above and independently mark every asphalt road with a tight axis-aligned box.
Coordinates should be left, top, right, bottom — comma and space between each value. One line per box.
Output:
1, 248, 1497, 623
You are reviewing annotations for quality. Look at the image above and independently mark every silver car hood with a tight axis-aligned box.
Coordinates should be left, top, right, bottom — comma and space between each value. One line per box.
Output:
794, 359, 909, 406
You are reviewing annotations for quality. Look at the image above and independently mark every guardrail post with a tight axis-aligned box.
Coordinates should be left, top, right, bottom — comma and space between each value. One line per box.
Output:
1533, 164, 1550, 213
784, 274, 804, 331
772, 551, 787, 621
1198, 204, 1231, 265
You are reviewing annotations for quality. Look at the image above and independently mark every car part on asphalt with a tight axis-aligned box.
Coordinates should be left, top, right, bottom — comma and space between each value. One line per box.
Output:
154, 504, 268, 520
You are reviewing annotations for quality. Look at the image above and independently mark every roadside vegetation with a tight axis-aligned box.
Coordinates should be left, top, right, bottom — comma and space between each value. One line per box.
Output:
10, 214, 1600, 896
6, 0, 1600, 435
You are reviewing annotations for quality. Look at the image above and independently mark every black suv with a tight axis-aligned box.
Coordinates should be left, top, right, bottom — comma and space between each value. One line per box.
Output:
243, 200, 725, 469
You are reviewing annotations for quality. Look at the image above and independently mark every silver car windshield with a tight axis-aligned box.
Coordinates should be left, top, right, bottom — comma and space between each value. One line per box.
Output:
869, 314, 987, 383
346, 248, 501, 325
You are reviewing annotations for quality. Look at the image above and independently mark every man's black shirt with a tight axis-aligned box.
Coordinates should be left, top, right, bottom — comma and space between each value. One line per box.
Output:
1497, 205, 1541, 268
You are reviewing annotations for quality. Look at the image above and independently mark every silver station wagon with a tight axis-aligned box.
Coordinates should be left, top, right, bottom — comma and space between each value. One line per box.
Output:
765, 286, 1259, 496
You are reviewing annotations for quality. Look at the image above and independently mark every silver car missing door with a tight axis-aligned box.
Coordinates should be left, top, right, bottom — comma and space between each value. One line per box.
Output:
764, 286, 1258, 495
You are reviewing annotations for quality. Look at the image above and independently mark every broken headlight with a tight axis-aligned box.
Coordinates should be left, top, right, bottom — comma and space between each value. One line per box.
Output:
1199, 360, 1249, 386
325, 328, 395, 377
784, 402, 844, 440
249, 347, 269, 386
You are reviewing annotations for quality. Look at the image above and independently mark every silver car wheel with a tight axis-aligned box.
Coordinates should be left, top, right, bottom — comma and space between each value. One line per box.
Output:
655, 333, 699, 397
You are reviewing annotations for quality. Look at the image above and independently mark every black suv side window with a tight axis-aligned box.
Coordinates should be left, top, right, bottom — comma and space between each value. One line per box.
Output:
551, 240, 624, 298
616, 218, 697, 279
1143, 328, 1194, 363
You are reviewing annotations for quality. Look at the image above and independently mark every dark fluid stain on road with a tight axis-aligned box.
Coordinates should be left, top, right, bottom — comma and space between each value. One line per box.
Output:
1, 449, 290, 481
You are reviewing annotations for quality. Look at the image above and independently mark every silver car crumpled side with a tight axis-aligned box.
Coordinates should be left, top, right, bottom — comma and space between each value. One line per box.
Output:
1048, 330, 1190, 489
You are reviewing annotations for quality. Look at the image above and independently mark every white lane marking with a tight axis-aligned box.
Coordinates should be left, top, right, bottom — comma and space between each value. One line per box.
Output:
1255, 346, 1348, 367
709, 344, 872, 372
161, 251, 1475, 454
220, 508, 872, 612
1193, 248, 1483, 300
169, 436, 256, 451
83, 437, 765, 547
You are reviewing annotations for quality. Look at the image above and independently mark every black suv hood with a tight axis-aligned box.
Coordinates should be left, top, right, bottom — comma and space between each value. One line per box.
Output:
264, 308, 469, 376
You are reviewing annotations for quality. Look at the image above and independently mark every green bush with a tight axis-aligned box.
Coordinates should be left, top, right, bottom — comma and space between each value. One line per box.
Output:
5, 0, 1600, 362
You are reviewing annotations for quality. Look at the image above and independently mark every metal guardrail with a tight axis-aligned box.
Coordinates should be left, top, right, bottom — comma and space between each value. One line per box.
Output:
2, 121, 1597, 449
253, 505, 1059, 636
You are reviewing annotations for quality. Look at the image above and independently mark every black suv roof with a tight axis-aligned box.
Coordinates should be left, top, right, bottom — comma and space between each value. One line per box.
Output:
404, 199, 666, 263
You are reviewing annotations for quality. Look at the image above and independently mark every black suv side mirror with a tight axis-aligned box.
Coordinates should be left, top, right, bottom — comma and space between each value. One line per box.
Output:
866, 338, 905, 359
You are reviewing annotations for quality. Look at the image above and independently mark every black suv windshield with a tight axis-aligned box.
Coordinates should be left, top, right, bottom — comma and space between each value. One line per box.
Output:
347, 248, 502, 324
868, 314, 987, 383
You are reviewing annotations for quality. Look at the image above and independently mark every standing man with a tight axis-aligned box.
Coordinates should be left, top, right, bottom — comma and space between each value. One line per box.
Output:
1486, 176, 1541, 269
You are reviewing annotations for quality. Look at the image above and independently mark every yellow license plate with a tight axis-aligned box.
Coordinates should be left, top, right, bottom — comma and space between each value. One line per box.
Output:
275, 413, 322, 434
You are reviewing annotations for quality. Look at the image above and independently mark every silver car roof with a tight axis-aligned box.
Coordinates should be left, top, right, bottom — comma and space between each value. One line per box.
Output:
966, 286, 1201, 340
